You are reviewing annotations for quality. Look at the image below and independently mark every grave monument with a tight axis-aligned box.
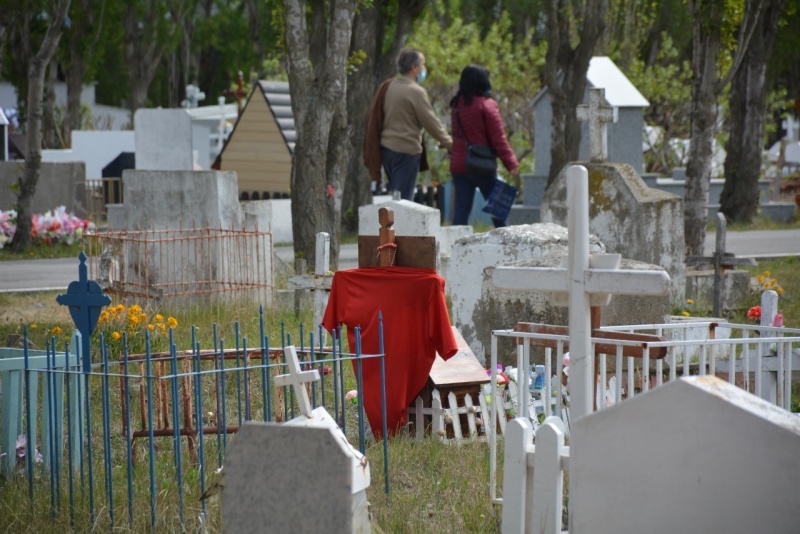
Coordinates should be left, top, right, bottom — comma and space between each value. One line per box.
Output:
221, 346, 370, 533
540, 87, 685, 304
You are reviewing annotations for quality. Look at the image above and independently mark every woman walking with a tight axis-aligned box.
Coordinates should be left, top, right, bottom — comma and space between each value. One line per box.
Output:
450, 65, 519, 227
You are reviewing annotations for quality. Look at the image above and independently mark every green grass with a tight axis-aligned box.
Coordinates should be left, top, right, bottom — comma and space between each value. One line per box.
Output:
0, 241, 84, 261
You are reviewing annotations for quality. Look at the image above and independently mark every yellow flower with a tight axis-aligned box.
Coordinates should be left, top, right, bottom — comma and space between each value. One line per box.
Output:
682, 311, 690, 317
763, 271, 770, 277
111, 331, 121, 340
115, 304, 125, 313
147, 324, 155, 332
686, 299, 694, 305
30, 324, 38, 329
158, 324, 167, 333
51, 326, 62, 335
777, 287, 784, 295
167, 317, 178, 328
98, 310, 110, 323
155, 314, 164, 322
757, 275, 764, 284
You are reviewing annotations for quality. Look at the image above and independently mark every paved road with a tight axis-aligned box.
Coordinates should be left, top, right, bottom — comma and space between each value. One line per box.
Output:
1, 229, 798, 293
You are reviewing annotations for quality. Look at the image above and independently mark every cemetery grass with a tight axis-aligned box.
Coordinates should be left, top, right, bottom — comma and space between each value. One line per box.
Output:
0, 241, 83, 261
0, 294, 505, 533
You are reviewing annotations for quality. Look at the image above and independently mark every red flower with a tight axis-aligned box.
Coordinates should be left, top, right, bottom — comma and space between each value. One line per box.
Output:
747, 305, 761, 321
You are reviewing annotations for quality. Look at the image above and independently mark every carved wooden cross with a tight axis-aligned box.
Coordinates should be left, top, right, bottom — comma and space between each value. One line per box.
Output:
491, 165, 670, 419
686, 212, 755, 317
274, 345, 320, 418
576, 87, 617, 163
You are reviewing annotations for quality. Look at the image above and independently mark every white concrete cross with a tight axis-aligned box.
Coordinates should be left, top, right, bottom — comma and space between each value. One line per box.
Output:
274, 345, 320, 418
287, 232, 333, 342
491, 165, 671, 419
576, 87, 617, 163
782, 115, 799, 142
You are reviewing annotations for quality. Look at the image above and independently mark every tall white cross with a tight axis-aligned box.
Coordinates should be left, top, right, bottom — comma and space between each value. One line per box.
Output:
576, 87, 617, 163
491, 165, 671, 419
274, 345, 320, 418
782, 115, 799, 142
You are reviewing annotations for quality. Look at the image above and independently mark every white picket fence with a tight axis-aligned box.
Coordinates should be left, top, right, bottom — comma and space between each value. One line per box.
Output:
493, 319, 800, 534
407, 388, 507, 444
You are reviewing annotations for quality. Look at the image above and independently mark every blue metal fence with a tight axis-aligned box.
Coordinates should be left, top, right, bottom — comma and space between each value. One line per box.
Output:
0, 311, 387, 531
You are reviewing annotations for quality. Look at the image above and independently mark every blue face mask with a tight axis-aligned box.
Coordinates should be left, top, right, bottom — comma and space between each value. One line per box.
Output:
416, 69, 427, 84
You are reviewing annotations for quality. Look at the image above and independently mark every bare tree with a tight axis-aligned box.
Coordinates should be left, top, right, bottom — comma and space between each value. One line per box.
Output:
683, 0, 764, 256
543, 0, 609, 187
64, 0, 107, 136
342, 0, 428, 232
720, 0, 786, 223
283, 0, 357, 267
11, 0, 72, 252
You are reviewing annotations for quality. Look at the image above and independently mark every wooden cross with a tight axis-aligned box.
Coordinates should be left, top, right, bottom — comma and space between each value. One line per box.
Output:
491, 165, 670, 419
274, 345, 320, 418
56, 252, 112, 372
224, 71, 249, 117
686, 212, 755, 317
576, 87, 617, 163
357, 207, 436, 269
287, 232, 333, 340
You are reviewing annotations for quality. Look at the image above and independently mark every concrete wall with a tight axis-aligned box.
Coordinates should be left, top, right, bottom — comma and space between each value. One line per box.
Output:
0, 161, 85, 213
571, 377, 800, 534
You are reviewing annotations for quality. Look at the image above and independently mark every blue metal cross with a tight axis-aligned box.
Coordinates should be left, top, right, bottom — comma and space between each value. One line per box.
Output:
56, 252, 111, 372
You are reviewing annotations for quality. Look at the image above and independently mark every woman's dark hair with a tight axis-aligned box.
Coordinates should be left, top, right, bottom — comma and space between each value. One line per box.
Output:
450, 64, 492, 108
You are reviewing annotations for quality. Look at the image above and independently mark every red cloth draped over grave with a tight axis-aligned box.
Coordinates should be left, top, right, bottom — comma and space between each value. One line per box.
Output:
322, 266, 458, 439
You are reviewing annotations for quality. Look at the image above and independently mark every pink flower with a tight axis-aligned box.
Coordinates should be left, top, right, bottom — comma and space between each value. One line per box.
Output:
772, 314, 783, 328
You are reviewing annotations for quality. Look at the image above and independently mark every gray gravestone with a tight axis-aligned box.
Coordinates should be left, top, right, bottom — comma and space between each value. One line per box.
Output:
222, 422, 365, 534
134, 109, 193, 170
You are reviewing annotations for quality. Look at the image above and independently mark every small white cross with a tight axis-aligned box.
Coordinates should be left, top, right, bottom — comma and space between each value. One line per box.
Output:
577, 87, 617, 163
274, 345, 320, 418
782, 115, 799, 142
492, 165, 670, 419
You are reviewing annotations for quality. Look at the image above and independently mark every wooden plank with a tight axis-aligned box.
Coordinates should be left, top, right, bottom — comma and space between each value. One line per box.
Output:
414, 396, 424, 442
448, 391, 463, 441
429, 327, 490, 388
357, 235, 436, 268
432, 390, 445, 441
464, 394, 478, 438
513, 322, 669, 360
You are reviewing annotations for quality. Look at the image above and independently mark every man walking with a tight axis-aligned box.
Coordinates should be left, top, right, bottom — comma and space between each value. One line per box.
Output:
364, 48, 453, 200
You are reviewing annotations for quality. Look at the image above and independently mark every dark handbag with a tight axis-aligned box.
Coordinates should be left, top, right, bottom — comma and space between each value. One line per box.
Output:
456, 107, 498, 177
482, 178, 518, 222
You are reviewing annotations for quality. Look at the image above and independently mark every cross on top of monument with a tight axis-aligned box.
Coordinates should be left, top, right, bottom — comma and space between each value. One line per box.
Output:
577, 87, 618, 163
224, 71, 249, 116
782, 115, 799, 142
274, 345, 320, 418
492, 165, 671, 419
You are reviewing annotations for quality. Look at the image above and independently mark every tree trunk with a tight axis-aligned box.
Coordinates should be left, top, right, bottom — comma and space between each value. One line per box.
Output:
42, 57, 59, 149
684, 0, 763, 256
284, 0, 357, 267
11, 0, 72, 252
66, 50, 85, 133
343, 0, 427, 233
544, 0, 609, 187
720, 0, 785, 223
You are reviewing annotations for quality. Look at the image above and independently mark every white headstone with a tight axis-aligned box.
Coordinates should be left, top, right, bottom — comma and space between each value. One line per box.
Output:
571, 376, 800, 533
